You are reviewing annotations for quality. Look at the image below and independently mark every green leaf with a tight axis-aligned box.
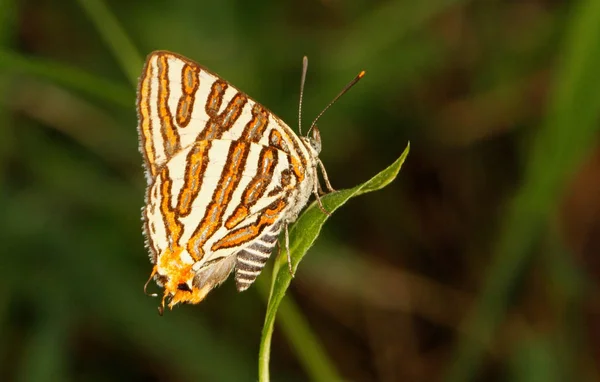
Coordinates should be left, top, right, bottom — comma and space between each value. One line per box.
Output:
258, 143, 410, 382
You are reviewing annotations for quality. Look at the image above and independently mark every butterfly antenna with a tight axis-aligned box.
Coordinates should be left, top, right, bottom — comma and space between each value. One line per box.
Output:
307, 70, 366, 136
298, 56, 309, 135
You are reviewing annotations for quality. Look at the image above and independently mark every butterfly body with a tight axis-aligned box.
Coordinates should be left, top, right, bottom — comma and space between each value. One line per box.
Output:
137, 51, 322, 309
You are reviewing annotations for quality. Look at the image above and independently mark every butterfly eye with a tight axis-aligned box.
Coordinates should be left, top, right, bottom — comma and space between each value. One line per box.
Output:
311, 125, 321, 141
309, 126, 322, 153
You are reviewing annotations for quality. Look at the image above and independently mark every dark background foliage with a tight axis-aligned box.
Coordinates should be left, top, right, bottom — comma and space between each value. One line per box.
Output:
1, 0, 599, 381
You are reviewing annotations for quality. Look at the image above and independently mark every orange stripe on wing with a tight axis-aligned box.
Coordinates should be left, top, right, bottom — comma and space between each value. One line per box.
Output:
220, 93, 247, 130
271, 117, 307, 171
176, 63, 200, 127
187, 141, 250, 260
212, 198, 286, 251
241, 103, 269, 142
176, 141, 211, 217
225, 147, 278, 229
137, 58, 156, 176
269, 128, 304, 182
156, 162, 209, 309
290, 157, 305, 182
159, 166, 184, 244
155, 165, 201, 307
267, 168, 292, 197
199, 80, 227, 139
268, 129, 288, 153
157, 55, 181, 157
206, 79, 227, 117
199, 83, 248, 140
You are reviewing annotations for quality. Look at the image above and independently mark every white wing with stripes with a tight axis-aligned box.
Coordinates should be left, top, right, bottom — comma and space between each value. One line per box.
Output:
137, 51, 319, 310
137, 50, 312, 180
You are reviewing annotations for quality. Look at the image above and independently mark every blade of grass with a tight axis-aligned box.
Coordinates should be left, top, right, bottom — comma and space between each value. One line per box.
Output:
0, 49, 133, 107
445, 0, 600, 380
258, 144, 410, 382
542, 232, 589, 380
76, 0, 143, 86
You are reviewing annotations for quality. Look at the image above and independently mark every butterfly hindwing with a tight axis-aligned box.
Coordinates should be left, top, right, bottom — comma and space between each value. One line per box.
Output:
144, 139, 297, 259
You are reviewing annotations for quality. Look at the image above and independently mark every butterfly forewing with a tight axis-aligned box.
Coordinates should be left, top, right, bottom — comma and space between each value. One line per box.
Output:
137, 51, 318, 310
137, 51, 311, 177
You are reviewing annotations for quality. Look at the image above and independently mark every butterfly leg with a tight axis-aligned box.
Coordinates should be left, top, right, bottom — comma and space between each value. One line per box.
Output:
317, 179, 325, 196
313, 166, 332, 216
285, 224, 294, 277
317, 158, 336, 194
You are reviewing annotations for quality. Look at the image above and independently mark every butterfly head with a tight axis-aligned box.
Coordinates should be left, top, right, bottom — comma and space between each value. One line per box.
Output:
302, 125, 322, 155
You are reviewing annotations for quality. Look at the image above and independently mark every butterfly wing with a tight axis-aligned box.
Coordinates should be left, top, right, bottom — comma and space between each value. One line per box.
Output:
145, 139, 296, 261
136, 50, 312, 178
138, 51, 317, 309
145, 140, 308, 307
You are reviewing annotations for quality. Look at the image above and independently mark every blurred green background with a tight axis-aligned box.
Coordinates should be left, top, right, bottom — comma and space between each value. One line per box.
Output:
2, 0, 600, 381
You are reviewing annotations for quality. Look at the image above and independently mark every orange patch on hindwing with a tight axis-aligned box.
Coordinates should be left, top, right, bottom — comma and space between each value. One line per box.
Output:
155, 246, 207, 308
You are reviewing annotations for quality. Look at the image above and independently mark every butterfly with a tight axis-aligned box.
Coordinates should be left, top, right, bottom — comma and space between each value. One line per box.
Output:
136, 50, 363, 312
